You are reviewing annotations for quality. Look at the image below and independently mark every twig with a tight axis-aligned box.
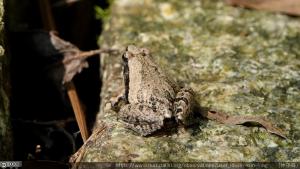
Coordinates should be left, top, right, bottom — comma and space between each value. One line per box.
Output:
69, 123, 107, 165
38, 0, 56, 31
76, 48, 118, 59
39, 0, 90, 142
63, 48, 119, 64
66, 82, 90, 141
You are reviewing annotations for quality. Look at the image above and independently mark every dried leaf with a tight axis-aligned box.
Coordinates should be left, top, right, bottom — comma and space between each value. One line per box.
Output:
206, 110, 287, 139
49, 31, 117, 84
226, 0, 300, 16
50, 31, 85, 84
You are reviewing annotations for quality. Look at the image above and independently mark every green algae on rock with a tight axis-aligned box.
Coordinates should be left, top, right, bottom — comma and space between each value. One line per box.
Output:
78, 0, 300, 162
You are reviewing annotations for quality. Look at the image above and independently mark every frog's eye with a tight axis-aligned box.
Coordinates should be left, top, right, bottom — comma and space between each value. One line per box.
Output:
141, 48, 150, 56
123, 51, 134, 60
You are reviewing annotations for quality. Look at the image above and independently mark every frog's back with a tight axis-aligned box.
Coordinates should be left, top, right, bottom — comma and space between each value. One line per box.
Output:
128, 54, 175, 102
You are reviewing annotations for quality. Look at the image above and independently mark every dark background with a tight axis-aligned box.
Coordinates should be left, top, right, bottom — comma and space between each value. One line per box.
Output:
6, 0, 110, 161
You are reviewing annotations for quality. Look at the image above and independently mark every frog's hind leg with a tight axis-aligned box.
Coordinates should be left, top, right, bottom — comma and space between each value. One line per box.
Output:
174, 87, 195, 125
118, 103, 164, 136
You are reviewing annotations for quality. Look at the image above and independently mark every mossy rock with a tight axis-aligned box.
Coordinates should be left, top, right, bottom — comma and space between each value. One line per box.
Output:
78, 0, 300, 162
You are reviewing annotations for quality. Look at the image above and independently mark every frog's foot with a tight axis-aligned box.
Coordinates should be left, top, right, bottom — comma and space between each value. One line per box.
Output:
118, 104, 164, 136
125, 122, 163, 136
174, 87, 195, 125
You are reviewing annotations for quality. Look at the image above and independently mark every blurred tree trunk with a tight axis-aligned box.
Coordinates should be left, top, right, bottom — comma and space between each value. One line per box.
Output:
0, 0, 13, 160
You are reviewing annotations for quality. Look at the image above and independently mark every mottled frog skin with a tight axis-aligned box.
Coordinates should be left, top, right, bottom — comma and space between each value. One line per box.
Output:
115, 45, 195, 136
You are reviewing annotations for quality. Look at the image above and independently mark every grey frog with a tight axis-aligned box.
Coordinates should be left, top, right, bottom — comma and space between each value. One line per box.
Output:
113, 45, 195, 136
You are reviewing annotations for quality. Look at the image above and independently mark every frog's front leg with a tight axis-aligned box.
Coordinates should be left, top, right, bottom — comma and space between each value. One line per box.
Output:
118, 103, 164, 136
110, 89, 128, 112
174, 87, 195, 125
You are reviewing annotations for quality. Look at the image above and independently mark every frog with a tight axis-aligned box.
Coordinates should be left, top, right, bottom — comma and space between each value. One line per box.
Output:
112, 45, 196, 136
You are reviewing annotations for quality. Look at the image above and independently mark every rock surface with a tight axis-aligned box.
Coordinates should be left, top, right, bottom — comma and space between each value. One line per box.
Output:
79, 0, 300, 162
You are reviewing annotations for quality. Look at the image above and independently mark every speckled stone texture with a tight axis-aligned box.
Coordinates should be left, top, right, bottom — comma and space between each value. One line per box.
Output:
0, 0, 13, 160
80, 0, 300, 162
